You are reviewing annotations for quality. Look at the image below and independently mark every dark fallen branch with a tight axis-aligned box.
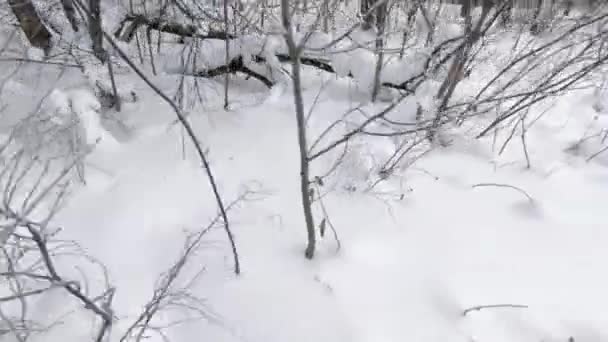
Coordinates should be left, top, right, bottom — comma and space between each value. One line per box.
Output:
275, 54, 413, 92
272, 54, 336, 73
195, 56, 273, 88
114, 14, 234, 42
253, 54, 414, 93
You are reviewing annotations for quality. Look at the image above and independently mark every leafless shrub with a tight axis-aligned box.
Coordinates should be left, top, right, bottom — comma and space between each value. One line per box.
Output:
0, 127, 113, 342
120, 188, 256, 342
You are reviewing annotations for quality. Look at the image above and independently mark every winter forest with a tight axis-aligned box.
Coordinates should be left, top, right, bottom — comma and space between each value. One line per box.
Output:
1, 0, 608, 340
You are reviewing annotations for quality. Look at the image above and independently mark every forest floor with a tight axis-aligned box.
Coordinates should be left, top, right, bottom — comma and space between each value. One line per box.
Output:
3, 35, 608, 341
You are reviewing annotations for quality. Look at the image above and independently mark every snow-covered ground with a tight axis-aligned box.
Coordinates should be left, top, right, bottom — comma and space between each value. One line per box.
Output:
1, 7, 608, 338
6, 61, 602, 342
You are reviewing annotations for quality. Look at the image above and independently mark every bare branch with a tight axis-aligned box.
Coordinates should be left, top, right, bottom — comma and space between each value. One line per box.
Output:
72, 0, 241, 275
471, 183, 534, 203
463, 304, 529, 316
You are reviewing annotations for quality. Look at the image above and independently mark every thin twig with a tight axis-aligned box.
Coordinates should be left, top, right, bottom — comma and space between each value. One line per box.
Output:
72, 0, 241, 275
586, 145, 608, 162
471, 183, 534, 203
463, 303, 529, 316
313, 184, 341, 253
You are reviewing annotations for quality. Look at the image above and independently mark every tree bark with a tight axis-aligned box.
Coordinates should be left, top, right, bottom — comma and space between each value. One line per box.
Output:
7, 0, 52, 54
399, 1, 418, 59
360, 0, 375, 30
564, 0, 572, 16
88, 0, 106, 62
114, 15, 234, 43
322, 0, 330, 33
460, 0, 471, 18
223, 0, 231, 109
530, 0, 543, 34
371, 0, 387, 102
61, 0, 79, 31
500, 0, 512, 26
432, 0, 493, 141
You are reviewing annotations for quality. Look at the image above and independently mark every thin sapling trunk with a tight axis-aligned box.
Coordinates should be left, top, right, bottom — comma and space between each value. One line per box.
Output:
281, 0, 316, 259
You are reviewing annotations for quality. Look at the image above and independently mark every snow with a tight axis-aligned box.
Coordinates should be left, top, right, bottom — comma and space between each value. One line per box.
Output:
346, 48, 377, 91
26, 47, 45, 60
13, 74, 605, 342
2, 6, 608, 342
69, 88, 120, 149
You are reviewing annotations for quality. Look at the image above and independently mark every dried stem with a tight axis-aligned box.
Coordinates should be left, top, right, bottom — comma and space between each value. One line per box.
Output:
463, 303, 528, 316
472, 183, 534, 203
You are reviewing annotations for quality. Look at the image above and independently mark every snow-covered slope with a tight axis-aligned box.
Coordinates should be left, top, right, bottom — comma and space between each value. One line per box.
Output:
21, 67, 606, 342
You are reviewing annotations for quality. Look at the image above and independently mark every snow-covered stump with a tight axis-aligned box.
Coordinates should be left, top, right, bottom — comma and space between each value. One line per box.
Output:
79, 60, 138, 110
12, 88, 121, 185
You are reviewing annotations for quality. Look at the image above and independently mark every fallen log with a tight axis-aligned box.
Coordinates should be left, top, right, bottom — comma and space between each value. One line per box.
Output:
114, 15, 234, 42
254, 54, 415, 93
194, 56, 273, 88
116, 14, 417, 93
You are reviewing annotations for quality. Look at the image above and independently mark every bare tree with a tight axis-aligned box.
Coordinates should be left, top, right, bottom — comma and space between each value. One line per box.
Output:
371, 0, 388, 102
223, 0, 231, 109
0, 123, 114, 342
281, 0, 317, 259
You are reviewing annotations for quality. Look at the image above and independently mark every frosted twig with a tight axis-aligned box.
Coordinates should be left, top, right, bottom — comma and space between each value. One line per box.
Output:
120, 190, 252, 342
586, 145, 608, 162
471, 183, 534, 203
313, 184, 341, 253
73, 0, 241, 275
462, 303, 528, 316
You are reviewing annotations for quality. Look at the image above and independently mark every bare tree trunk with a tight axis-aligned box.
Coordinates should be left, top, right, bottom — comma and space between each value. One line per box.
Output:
61, 0, 79, 31
223, 0, 231, 109
371, 0, 387, 102
7, 0, 52, 54
399, 1, 418, 59
261, 0, 266, 28
564, 0, 572, 16
322, 0, 330, 33
589, 0, 598, 10
530, 0, 543, 34
281, 0, 316, 259
460, 0, 471, 18
431, 0, 493, 141
360, 0, 375, 30
481, 0, 493, 14
81, 0, 120, 110
500, 0, 512, 26
88, 0, 106, 62
146, 27, 157, 74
